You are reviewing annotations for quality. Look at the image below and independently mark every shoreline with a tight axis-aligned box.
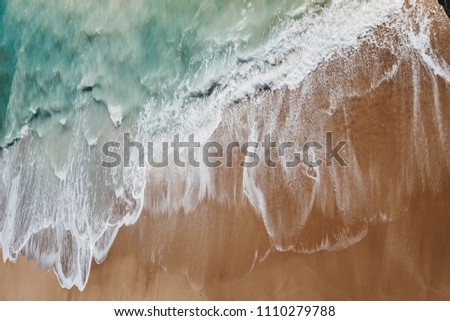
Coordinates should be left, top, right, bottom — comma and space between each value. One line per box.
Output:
1, 0, 450, 300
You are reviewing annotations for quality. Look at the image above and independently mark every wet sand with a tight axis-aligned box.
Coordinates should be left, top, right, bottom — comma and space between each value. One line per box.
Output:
1, 0, 450, 300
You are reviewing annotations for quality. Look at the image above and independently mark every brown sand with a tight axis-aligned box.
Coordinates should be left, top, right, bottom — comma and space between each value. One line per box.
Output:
1, 0, 450, 300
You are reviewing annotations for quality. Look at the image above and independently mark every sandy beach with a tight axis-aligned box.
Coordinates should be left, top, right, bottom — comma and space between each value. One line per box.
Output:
1, 0, 450, 300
